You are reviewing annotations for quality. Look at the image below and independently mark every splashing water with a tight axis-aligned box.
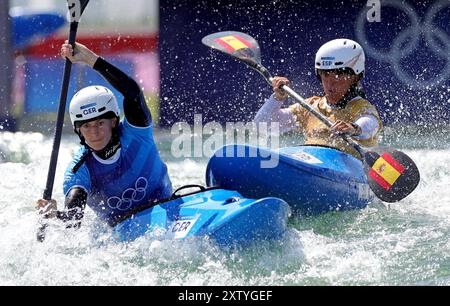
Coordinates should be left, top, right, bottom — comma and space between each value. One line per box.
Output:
0, 126, 449, 286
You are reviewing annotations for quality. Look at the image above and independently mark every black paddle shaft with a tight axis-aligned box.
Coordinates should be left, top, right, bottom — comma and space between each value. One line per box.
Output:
43, 22, 78, 200
37, 23, 79, 242
38, 0, 90, 242
43, 0, 90, 200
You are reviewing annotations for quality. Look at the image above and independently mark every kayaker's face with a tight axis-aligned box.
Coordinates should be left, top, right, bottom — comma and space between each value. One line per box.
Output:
79, 118, 117, 151
319, 71, 358, 104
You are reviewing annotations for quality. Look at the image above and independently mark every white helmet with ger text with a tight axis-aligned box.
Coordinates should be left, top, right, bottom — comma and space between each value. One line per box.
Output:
69, 85, 120, 129
315, 39, 365, 76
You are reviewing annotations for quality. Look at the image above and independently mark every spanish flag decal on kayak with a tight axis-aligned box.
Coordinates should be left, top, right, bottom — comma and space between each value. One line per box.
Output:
214, 35, 253, 53
369, 152, 405, 190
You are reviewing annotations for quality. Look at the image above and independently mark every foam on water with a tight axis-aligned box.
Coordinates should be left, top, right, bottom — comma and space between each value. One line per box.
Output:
0, 130, 449, 285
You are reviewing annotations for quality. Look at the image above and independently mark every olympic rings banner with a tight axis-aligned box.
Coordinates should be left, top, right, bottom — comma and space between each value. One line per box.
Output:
160, 0, 450, 126
356, 0, 450, 91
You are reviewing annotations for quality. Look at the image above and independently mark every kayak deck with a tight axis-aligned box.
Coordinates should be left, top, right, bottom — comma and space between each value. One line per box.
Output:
113, 188, 290, 247
206, 145, 374, 215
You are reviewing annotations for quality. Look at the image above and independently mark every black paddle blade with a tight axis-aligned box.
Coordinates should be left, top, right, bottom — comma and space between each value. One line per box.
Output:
202, 31, 261, 65
363, 147, 420, 203
67, 0, 90, 23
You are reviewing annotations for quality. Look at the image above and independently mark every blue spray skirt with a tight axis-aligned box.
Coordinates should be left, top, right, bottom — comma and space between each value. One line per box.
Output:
113, 187, 290, 247
206, 145, 374, 215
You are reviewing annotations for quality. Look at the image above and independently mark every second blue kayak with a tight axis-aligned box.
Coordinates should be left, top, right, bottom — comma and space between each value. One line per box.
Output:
206, 145, 374, 215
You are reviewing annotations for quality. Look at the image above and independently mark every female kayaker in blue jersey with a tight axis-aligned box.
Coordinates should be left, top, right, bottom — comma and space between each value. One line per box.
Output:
36, 41, 172, 227
254, 39, 383, 158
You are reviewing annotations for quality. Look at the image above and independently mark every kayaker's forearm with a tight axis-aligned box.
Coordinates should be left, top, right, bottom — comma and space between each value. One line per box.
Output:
254, 95, 297, 133
83, 51, 99, 68
93, 57, 152, 127
93, 57, 140, 99
254, 95, 281, 122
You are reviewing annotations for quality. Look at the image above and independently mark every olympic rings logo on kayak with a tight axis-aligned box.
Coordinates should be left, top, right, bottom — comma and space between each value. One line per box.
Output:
356, 0, 450, 89
107, 177, 148, 211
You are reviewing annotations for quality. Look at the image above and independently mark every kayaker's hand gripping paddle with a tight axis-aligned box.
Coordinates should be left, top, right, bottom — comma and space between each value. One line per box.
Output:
202, 31, 420, 203
37, 0, 90, 242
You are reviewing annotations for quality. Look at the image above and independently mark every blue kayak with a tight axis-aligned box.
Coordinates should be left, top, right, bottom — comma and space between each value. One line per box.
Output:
113, 186, 290, 247
206, 145, 374, 215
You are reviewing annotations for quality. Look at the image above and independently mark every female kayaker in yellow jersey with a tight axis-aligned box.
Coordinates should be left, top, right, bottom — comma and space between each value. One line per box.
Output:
254, 38, 383, 158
